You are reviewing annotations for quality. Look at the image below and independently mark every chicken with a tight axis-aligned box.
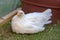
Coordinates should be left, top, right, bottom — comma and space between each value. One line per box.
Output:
11, 9, 52, 34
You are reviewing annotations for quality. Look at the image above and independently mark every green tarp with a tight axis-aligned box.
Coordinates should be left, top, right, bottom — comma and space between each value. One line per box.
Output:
0, 0, 20, 17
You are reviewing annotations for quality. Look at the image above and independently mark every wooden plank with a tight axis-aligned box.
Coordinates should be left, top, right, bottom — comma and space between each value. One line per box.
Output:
0, 8, 20, 26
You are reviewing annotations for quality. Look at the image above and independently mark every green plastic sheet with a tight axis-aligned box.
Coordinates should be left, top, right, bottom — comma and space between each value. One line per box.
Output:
0, 0, 20, 17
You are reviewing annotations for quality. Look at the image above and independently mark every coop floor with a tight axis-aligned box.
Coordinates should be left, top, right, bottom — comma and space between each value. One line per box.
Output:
0, 22, 60, 40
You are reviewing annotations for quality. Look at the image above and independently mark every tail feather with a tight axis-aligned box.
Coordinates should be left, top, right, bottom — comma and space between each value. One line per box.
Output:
41, 9, 52, 23
43, 9, 52, 17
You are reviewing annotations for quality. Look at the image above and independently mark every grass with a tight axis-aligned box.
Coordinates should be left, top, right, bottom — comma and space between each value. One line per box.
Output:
0, 22, 60, 40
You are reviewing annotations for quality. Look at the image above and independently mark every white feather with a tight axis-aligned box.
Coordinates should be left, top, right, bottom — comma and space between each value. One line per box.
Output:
11, 9, 52, 34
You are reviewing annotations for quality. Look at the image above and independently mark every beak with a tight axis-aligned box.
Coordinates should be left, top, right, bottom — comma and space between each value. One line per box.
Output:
17, 12, 22, 16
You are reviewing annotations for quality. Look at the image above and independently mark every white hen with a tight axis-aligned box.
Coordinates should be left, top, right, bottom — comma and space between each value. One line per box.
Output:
11, 9, 52, 34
